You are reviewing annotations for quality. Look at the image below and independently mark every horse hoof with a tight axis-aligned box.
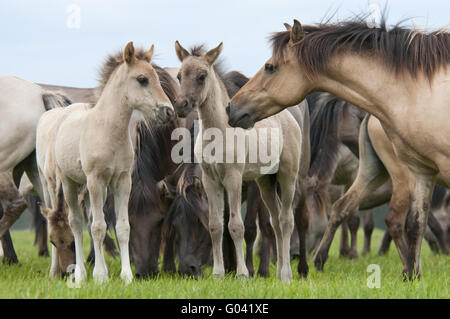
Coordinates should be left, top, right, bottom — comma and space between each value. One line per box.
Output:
121, 271, 133, 284
313, 250, 328, 271
298, 263, 309, 279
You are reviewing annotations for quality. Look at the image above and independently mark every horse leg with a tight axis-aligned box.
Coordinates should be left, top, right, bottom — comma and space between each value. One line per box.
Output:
0, 171, 27, 239
202, 174, 225, 278
257, 204, 273, 277
111, 173, 133, 283
314, 171, 388, 270
62, 177, 86, 283
347, 210, 360, 259
256, 175, 283, 279
383, 179, 410, 273
314, 116, 389, 271
361, 210, 374, 255
378, 230, 392, 255
1, 230, 18, 265
244, 184, 259, 277
404, 172, 435, 280
223, 172, 248, 278
294, 183, 310, 278
426, 211, 449, 254
339, 220, 350, 257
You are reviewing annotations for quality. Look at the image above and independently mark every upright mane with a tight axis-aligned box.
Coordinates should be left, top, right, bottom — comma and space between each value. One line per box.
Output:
96, 46, 170, 97
271, 14, 450, 80
188, 44, 249, 98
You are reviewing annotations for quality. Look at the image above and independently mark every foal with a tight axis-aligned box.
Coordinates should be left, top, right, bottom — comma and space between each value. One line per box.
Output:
41, 42, 174, 284
174, 42, 301, 281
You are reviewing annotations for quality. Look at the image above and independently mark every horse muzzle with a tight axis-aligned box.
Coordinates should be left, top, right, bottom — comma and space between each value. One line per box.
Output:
226, 102, 255, 129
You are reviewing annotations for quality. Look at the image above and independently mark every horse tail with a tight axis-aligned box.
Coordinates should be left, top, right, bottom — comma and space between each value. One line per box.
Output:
41, 91, 72, 111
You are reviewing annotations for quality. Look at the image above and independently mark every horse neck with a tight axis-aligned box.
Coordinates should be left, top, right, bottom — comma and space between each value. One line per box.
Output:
93, 75, 133, 137
316, 52, 418, 127
197, 73, 229, 132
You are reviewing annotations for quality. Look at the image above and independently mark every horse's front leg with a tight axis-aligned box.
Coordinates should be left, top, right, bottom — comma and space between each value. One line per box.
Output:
111, 172, 133, 284
202, 174, 225, 279
223, 170, 248, 278
87, 175, 108, 283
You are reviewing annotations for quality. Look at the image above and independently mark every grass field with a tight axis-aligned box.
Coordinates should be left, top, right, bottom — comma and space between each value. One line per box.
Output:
0, 229, 448, 299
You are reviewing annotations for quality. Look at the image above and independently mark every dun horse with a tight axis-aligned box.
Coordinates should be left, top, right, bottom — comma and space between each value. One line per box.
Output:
174, 42, 302, 281
228, 17, 450, 279
37, 42, 174, 284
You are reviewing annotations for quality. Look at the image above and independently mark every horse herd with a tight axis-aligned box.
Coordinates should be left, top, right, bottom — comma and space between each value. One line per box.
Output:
0, 15, 449, 286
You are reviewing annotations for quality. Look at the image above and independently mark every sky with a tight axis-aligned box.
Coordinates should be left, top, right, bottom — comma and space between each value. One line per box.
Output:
1, 0, 449, 88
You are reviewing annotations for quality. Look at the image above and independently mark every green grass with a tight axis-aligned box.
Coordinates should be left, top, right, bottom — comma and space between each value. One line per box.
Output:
0, 229, 448, 298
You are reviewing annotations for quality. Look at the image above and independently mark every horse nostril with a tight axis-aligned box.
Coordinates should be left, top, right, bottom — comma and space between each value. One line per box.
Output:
165, 107, 174, 118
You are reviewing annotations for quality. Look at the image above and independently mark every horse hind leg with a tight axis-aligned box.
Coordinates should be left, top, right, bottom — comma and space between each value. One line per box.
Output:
61, 177, 87, 283
244, 183, 259, 277
347, 210, 360, 259
404, 172, 435, 280
223, 172, 248, 278
111, 173, 133, 284
0, 172, 27, 239
361, 210, 374, 256
257, 201, 274, 277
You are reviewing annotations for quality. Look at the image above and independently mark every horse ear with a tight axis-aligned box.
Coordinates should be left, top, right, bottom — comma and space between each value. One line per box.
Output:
290, 19, 304, 45
175, 41, 190, 62
123, 41, 135, 64
205, 42, 223, 65
143, 44, 154, 63
283, 22, 292, 31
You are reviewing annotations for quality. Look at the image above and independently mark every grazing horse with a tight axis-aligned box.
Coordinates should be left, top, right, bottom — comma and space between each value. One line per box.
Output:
174, 42, 302, 282
228, 17, 450, 279
0, 75, 72, 263
38, 42, 174, 284
162, 163, 211, 279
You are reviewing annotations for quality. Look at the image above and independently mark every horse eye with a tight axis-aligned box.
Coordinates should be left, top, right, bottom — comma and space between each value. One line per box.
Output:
265, 63, 275, 73
177, 73, 181, 82
137, 75, 148, 85
197, 74, 207, 83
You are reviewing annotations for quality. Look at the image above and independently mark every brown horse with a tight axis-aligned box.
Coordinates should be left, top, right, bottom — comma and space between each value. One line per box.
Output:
228, 16, 450, 279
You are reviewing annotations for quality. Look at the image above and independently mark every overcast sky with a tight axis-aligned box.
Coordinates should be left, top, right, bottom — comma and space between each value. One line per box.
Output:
1, 0, 448, 87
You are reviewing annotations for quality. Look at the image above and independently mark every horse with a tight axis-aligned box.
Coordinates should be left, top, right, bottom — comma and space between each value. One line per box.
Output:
38, 66, 182, 279
228, 16, 450, 279
163, 70, 286, 278
174, 42, 303, 282
37, 42, 174, 284
161, 163, 211, 279
0, 75, 72, 265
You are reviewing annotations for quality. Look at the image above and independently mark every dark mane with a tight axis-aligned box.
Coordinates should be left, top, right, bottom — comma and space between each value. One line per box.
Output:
271, 15, 450, 80
189, 44, 249, 98
162, 164, 208, 238
222, 71, 249, 98
308, 92, 344, 179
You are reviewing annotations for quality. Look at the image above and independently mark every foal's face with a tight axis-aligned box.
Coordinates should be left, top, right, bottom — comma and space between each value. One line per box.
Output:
120, 42, 174, 124
173, 41, 223, 118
